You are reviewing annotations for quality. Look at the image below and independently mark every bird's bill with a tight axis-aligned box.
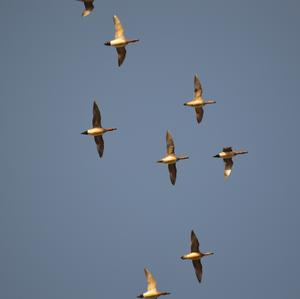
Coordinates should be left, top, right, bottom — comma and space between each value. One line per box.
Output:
206, 100, 216, 104
179, 156, 189, 160
104, 41, 111, 46
128, 39, 140, 43
106, 128, 117, 132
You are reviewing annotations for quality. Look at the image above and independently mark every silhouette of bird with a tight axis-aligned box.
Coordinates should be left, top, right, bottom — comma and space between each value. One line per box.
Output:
184, 74, 216, 124
137, 268, 171, 299
77, 0, 94, 17
81, 101, 116, 158
181, 230, 214, 283
157, 130, 189, 185
104, 15, 139, 66
213, 147, 248, 177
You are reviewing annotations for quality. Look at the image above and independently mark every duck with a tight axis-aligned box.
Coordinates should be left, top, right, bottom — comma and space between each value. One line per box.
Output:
181, 230, 214, 283
81, 101, 117, 158
184, 74, 216, 124
157, 130, 189, 185
213, 147, 248, 177
104, 15, 139, 66
137, 268, 171, 299
77, 0, 94, 17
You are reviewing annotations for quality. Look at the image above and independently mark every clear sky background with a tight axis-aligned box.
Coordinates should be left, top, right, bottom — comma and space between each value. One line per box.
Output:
1, 0, 300, 298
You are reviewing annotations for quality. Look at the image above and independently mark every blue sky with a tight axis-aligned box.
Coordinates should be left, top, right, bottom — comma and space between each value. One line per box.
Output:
1, 1, 300, 298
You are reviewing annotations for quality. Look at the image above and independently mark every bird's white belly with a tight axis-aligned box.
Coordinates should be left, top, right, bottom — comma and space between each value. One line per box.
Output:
182, 252, 201, 260
110, 39, 127, 47
87, 128, 104, 136
186, 100, 203, 107
143, 291, 159, 298
219, 152, 234, 158
162, 156, 177, 164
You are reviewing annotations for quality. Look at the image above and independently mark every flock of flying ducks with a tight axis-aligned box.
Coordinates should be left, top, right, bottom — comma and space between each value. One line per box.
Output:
137, 229, 214, 297
77, 0, 248, 289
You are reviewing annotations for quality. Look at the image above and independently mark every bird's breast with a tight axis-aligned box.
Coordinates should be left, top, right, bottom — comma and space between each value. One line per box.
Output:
219, 152, 234, 158
161, 155, 177, 164
182, 252, 201, 260
186, 99, 204, 107
110, 39, 127, 47
87, 128, 104, 136
143, 291, 159, 298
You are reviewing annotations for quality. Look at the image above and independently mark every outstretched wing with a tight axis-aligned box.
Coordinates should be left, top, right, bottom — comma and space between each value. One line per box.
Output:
223, 158, 233, 177
144, 268, 157, 292
166, 130, 175, 155
223, 147, 232, 152
94, 135, 104, 158
194, 74, 203, 99
192, 260, 203, 283
168, 164, 177, 185
116, 47, 126, 67
113, 15, 125, 39
92, 101, 102, 128
195, 107, 204, 124
84, 1, 94, 11
191, 230, 200, 252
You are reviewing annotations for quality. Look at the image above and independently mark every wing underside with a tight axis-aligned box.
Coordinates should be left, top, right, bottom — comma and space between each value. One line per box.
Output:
192, 260, 203, 283
116, 47, 126, 66
223, 158, 233, 177
195, 107, 204, 123
168, 164, 177, 185
94, 135, 104, 158
166, 131, 175, 155
113, 15, 125, 39
144, 268, 157, 292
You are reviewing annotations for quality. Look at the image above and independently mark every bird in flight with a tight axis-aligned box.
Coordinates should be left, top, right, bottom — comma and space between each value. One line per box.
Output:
137, 268, 171, 299
77, 0, 94, 17
181, 230, 214, 283
104, 15, 139, 66
157, 130, 189, 185
213, 146, 248, 177
184, 74, 216, 124
81, 101, 117, 158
